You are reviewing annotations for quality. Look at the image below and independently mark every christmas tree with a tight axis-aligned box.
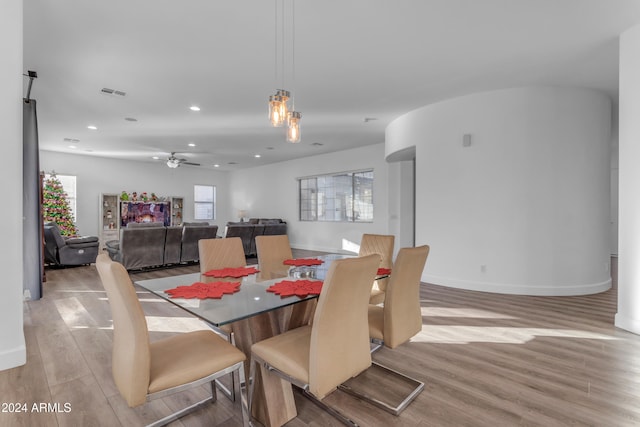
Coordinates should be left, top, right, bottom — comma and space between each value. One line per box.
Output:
42, 174, 78, 237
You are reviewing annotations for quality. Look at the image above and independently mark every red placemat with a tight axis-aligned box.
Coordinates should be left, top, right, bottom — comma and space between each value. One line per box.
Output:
283, 258, 324, 266
165, 281, 241, 299
377, 268, 392, 276
266, 279, 323, 298
203, 266, 260, 278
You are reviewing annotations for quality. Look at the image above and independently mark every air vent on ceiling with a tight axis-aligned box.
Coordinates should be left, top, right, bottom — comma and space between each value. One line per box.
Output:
63, 138, 80, 143
101, 88, 126, 97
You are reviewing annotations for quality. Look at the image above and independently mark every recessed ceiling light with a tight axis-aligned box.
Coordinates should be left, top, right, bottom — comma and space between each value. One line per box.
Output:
124, 117, 138, 122
152, 156, 160, 160
87, 125, 97, 130
189, 106, 200, 111
254, 154, 261, 158
68, 145, 77, 149
188, 143, 196, 147
213, 164, 220, 168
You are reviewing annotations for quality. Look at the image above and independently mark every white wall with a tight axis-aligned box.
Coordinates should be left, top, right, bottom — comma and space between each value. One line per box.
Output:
228, 143, 391, 253
616, 24, 640, 335
0, 0, 26, 370
387, 86, 612, 296
40, 151, 231, 235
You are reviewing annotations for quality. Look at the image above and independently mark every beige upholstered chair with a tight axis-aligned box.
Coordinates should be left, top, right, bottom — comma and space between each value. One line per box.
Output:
338, 246, 430, 417
359, 233, 395, 305
249, 254, 381, 425
368, 245, 430, 349
197, 236, 246, 400
198, 237, 246, 274
94, 254, 248, 427
255, 234, 293, 280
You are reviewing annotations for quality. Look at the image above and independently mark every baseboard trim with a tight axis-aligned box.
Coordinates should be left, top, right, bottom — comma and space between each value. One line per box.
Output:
422, 274, 612, 296
0, 344, 26, 371
290, 243, 353, 255
615, 313, 640, 336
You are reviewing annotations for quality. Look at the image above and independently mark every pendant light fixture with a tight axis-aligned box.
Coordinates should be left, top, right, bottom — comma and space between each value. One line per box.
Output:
287, 111, 301, 143
268, 0, 301, 142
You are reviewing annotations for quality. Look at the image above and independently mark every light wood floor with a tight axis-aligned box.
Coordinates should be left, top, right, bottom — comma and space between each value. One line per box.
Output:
2, 255, 639, 427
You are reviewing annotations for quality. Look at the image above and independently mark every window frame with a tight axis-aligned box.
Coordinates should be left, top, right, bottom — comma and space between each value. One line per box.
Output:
298, 169, 374, 223
194, 184, 216, 221
44, 173, 77, 222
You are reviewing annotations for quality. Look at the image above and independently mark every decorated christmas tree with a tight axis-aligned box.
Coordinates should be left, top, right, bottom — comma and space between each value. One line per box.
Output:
42, 174, 78, 237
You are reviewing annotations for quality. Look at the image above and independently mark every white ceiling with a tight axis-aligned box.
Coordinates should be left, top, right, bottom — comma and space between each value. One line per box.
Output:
23, 0, 640, 170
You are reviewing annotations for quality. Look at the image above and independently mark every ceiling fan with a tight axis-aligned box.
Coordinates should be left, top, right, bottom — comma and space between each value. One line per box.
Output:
164, 152, 200, 168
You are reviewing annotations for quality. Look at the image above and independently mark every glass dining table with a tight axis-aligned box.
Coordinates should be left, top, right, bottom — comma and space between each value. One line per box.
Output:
134, 253, 358, 427
134, 253, 350, 328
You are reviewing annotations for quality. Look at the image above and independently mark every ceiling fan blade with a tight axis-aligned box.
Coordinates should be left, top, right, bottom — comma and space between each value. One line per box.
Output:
183, 162, 201, 166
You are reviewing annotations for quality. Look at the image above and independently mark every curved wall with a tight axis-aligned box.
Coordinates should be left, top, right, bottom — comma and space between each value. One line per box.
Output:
386, 87, 612, 295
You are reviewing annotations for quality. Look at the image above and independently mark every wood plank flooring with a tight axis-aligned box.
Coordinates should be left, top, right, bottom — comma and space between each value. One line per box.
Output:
2, 255, 639, 426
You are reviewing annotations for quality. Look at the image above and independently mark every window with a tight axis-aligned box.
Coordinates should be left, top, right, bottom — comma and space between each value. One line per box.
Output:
194, 185, 216, 220
299, 170, 373, 222
45, 173, 77, 221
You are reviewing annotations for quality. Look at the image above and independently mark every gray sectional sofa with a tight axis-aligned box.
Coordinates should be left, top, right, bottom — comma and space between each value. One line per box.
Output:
224, 218, 287, 256
105, 222, 219, 270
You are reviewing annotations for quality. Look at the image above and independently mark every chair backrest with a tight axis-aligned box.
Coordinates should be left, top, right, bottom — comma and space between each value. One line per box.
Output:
309, 253, 381, 399
383, 245, 430, 348
223, 224, 255, 256
359, 234, 395, 292
180, 225, 219, 263
119, 227, 167, 269
43, 224, 64, 264
198, 237, 246, 274
255, 234, 293, 280
95, 253, 151, 407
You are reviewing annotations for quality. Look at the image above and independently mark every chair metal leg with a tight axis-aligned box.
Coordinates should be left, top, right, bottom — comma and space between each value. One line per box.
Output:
338, 362, 424, 416
238, 358, 250, 427
251, 354, 360, 427
300, 390, 360, 427
145, 360, 248, 427
208, 323, 237, 402
146, 395, 215, 427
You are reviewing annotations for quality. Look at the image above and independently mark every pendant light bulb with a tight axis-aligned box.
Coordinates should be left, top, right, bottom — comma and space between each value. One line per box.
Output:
287, 111, 301, 143
269, 94, 284, 127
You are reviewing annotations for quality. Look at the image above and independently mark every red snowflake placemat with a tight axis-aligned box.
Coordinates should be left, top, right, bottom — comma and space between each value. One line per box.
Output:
202, 266, 260, 278
377, 268, 392, 276
283, 258, 324, 266
165, 281, 241, 299
266, 279, 323, 298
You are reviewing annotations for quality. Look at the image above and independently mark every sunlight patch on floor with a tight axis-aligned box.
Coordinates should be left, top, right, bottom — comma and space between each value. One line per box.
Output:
422, 307, 518, 319
412, 325, 619, 344
145, 316, 209, 333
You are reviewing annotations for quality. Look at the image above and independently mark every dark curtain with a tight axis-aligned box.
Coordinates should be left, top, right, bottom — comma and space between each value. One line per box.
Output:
23, 98, 42, 300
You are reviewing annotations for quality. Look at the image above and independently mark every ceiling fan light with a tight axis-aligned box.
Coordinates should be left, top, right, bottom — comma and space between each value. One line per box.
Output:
287, 111, 301, 143
167, 158, 180, 168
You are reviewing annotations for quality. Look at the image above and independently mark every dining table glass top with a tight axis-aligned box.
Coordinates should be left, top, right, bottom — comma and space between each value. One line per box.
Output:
134, 253, 354, 327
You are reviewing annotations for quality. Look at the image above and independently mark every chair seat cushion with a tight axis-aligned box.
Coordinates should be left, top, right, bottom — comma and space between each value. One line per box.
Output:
66, 235, 99, 245
148, 330, 245, 394
251, 325, 311, 384
368, 305, 384, 341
